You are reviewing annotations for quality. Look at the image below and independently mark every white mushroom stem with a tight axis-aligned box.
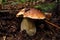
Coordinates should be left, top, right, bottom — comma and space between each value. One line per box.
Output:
44, 20, 60, 29
3, 36, 6, 40
21, 18, 36, 36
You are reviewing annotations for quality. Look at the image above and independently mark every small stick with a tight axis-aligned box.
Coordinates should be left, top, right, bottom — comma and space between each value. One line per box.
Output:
44, 20, 60, 29
3, 36, 6, 40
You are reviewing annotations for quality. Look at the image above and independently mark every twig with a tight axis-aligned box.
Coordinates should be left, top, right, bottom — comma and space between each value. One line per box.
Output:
44, 20, 60, 29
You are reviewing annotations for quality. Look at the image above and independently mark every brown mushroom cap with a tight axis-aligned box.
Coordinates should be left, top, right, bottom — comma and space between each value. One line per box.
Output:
16, 8, 25, 17
16, 8, 46, 19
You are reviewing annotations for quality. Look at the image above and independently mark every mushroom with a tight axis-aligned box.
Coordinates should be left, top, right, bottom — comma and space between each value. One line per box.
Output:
16, 8, 60, 36
3, 36, 6, 40
16, 8, 46, 36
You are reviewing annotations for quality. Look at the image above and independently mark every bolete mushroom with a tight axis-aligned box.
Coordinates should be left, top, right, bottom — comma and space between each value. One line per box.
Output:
16, 8, 46, 36
16, 8, 60, 36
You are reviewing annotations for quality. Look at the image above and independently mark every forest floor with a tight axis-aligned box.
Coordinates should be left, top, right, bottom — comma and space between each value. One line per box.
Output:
0, 3, 60, 40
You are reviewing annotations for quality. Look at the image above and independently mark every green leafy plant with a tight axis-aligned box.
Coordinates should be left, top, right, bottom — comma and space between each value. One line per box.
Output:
19, 0, 27, 3
34, 2, 56, 12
